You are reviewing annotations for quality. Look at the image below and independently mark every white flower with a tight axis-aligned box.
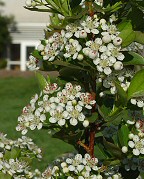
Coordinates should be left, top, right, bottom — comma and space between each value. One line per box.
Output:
64, 39, 82, 59
102, 35, 112, 43
129, 133, 134, 139
65, 23, 81, 38
70, 118, 78, 126
81, 16, 99, 34
128, 141, 135, 148
127, 120, 135, 125
27, 55, 39, 71
133, 148, 140, 156
37, 44, 44, 51
0, 152, 3, 158
61, 162, 67, 168
63, 167, 69, 173
130, 97, 144, 108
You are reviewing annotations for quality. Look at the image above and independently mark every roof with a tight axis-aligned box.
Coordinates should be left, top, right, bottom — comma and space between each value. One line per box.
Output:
11, 23, 46, 41
0, 0, 50, 23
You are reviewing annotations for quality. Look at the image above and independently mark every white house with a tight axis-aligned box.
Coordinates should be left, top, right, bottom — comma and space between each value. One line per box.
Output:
1, 0, 50, 71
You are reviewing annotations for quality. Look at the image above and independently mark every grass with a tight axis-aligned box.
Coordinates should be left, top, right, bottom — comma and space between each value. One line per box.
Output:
0, 77, 74, 171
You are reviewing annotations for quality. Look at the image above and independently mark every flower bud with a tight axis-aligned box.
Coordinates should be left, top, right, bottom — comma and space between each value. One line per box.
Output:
77, 54, 84, 61
31, 1, 37, 7
79, 30, 87, 38
83, 120, 89, 127
25, 0, 32, 7
113, 37, 122, 46
113, 61, 123, 70
122, 146, 128, 153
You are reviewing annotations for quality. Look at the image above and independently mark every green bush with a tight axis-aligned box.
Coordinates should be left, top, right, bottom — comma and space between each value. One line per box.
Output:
0, 59, 7, 69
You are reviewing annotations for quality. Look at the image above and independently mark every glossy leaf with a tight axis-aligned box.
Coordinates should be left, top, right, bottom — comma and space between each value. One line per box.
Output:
134, 31, 144, 45
103, 138, 122, 158
115, 81, 128, 107
106, 110, 130, 126
118, 125, 129, 147
36, 72, 48, 90
118, 21, 135, 47
32, 50, 43, 60
94, 144, 108, 160
87, 112, 98, 123
127, 69, 144, 99
53, 60, 87, 71
123, 51, 144, 66
104, 2, 122, 13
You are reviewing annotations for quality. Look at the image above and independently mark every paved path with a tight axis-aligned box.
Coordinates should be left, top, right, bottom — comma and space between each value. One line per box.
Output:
0, 70, 59, 78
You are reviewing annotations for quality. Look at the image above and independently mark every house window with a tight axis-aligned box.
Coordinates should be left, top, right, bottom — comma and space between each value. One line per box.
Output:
10, 44, 21, 70
26, 46, 35, 60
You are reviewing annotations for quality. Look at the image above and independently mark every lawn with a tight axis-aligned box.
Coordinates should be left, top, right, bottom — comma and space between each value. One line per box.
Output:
0, 76, 74, 171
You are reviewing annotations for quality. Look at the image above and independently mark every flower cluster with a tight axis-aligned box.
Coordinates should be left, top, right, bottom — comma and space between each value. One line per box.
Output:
122, 120, 144, 156
0, 158, 29, 177
131, 97, 144, 108
27, 55, 40, 71
28, 14, 125, 76
41, 153, 123, 179
0, 133, 42, 178
128, 134, 144, 156
97, 69, 134, 96
42, 153, 100, 178
0, 133, 42, 160
16, 82, 96, 135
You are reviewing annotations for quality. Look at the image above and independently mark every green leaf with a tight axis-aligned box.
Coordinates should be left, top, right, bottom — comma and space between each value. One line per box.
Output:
32, 50, 43, 60
45, 0, 60, 11
59, 67, 82, 81
135, 31, 144, 45
118, 125, 129, 147
94, 144, 108, 160
53, 59, 87, 71
103, 138, 122, 158
52, 129, 82, 146
87, 112, 98, 123
115, 81, 128, 107
123, 51, 144, 66
104, 2, 122, 13
0, 173, 11, 179
118, 21, 135, 47
50, 14, 60, 26
35, 72, 48, 90
106, 110, 130, 126
127, 69, 144, 99
4, 148, 21, 160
